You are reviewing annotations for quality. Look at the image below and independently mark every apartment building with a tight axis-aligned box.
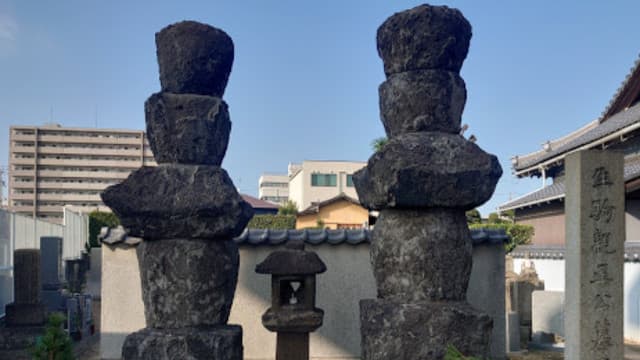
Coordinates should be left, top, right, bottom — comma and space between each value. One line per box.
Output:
288, 160, 366, 210
8, 124, 156, 222
257, 173, 289, 204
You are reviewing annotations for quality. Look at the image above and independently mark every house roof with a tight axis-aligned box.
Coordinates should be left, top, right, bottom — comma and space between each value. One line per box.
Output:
513, 54, 640, 176
513, 102, 640, 174
100, 227, 509, 247
499, 156, 640, 211
241, 194, 279, 210
234, 228, 508, 246
297, 193, 361, 216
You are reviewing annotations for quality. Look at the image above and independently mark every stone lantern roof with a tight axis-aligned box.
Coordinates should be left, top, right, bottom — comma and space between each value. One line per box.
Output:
255, 241, 326, 275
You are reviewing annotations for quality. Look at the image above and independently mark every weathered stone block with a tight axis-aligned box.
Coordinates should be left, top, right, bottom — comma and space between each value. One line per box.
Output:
360, 299, 492, 360
353, 132, 502, 210
156, 21, 234, 97
122, 325, 242, 360
371, 209, 471, 301
101, 164, 254, 240
145, 92, 231, 165
137, 239, 239, 328
5, 303, 46, 327
13, 249, 41, 304
377, 4, 471, 76
379, 70, 466, 136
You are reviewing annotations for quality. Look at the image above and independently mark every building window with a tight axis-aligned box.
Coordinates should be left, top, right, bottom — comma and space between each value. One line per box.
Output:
311, 174, 337, 187
347, 175, 354, 187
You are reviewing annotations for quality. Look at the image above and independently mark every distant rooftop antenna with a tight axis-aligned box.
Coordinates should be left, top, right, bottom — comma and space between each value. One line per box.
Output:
94, 105, 98, 128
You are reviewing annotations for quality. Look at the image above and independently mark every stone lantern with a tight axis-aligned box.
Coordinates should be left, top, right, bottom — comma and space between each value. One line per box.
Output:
256, 240, 326, 360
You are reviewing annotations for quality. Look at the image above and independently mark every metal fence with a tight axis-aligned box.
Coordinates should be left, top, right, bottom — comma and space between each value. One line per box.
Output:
0, 208, 89, 317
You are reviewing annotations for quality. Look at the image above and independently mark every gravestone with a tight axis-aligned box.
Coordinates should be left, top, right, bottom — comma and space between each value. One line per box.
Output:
515, 262, 544, 348
5, 249, 45, 326
101, 20, 253, 360
565, 150, 624, 360
40, 236, 65, 312
354, 4, 502, 359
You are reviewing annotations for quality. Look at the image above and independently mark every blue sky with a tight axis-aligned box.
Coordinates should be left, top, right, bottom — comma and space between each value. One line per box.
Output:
1, 0, 639, 216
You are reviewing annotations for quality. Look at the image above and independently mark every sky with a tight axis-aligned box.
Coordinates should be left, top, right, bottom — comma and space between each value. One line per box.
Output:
1, 0, 639, 216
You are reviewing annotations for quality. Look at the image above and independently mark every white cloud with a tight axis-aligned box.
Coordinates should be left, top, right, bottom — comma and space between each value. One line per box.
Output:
0, 13, 17, 41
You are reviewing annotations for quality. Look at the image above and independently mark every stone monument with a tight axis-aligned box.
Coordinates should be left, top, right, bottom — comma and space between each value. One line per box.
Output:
565, 150, 624, 360
5, 249, 46, 327
101, 21, 253, 360
354, 4, 502, 359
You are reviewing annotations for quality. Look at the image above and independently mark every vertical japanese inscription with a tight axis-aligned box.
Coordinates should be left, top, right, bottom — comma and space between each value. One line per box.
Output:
588, 165, 617, 360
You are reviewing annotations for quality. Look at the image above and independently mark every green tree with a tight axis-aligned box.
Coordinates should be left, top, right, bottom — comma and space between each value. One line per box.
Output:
88, 211, 120, 248
487, 212, 511, 224
278, 200, 298, 216
371, 137, 388, 152
465, 209, 481, 224
248, 214, 296, 229
31, 313, 74, 360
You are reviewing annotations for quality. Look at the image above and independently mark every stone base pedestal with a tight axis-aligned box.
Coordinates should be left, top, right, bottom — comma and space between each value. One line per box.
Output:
360, 299, 492, 360
5, 303, 46, 327
0, 326, 45, 351
122, 325, 242, 360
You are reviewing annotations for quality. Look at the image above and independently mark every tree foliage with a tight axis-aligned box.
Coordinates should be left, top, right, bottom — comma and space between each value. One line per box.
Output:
248, 214, 296, 229
88, 210, 120, 248
278, 200, 298, 216
31, 313, 73, 360
371, 137, 389, 152
465, 209, 481, 224
469, 223, 534, 253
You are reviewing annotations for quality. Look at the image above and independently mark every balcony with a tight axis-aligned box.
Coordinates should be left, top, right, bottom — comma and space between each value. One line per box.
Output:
37, 146, 143, 157
36, 193, 102, 202
37, 170, 130, 180
36, 158, 142, 169
37, 134, 142, 146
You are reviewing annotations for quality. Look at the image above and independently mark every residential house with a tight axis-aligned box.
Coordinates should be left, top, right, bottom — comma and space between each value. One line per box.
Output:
296, 193, 369, 229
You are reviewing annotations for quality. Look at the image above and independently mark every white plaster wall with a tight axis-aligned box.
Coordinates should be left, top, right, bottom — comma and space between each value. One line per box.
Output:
289, 161, 366, 210
100, 242, 505, 359
231, 244, 376, 360
100, 245, 145, 360
288, 171, 304, 210
512, 257, 640, 342
513, 258, 565, 291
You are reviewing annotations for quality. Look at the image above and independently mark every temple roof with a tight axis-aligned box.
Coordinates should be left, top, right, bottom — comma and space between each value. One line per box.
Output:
513, 54, 640, 177
500, 156, 640, 211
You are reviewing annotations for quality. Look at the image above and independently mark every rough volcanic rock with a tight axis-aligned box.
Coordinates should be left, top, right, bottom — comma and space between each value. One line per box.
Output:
353, 132, 502, 210
262, 307, 324, 333
101, 164, 253, 240
137, 239, 239, 328
379, 70, 466, 136
145, 92, 231, 165
122, 325, 242, 360
156, 21, 234, 97
377, 4, 471, 76
360, 299, 492, 360
371, 209, 471, 301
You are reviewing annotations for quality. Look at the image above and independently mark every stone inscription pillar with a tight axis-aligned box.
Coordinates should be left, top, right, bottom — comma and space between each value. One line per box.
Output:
565, 150, 624, 360
102, 21, 253, 360
354, 4, 502, 359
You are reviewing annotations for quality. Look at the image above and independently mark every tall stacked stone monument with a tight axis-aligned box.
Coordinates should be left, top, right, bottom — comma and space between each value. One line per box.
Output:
102, 21, 253, 360
354, 5, 502, 359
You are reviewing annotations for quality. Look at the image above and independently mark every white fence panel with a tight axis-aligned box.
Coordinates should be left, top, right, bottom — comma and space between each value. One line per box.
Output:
63, 207, 89, 260
13, 213, 64, 250
0, 209, 13, 317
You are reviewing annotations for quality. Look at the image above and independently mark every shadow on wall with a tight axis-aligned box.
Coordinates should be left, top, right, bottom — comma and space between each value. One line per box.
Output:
101, 332, 131, 360
231, 244, 376, 359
